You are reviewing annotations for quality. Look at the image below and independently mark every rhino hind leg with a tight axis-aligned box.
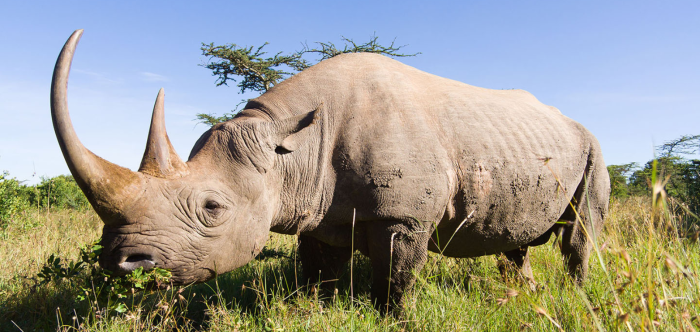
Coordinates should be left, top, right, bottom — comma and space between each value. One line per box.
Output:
298, 235, 352, 292
365, 220, 432, 314
559, 147, 608, 283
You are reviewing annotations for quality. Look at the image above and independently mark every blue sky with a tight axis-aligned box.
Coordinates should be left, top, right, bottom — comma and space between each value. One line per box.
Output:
1, 1, 698, 184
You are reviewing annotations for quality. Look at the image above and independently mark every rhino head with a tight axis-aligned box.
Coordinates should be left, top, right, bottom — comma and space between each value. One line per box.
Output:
51, 30, 316, 284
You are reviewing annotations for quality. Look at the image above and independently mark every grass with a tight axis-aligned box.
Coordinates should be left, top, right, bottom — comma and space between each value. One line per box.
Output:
1, 195, 699, 331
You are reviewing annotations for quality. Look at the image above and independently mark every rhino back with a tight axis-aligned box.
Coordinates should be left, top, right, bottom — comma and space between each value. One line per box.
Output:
245, 53, 594, 255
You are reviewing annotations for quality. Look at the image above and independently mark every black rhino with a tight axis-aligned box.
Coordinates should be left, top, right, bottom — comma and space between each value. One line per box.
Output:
51, 30, 609, 312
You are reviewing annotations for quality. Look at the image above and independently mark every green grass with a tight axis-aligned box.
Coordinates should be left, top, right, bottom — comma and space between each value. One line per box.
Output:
1, 196, 699, 331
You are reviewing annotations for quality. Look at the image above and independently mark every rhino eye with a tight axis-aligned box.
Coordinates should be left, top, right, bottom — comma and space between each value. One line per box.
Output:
204, 200, 221, 212
197, 194, 231, 227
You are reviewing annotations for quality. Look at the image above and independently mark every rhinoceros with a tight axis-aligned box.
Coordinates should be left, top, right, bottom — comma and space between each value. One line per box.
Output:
51, 30, 609, 311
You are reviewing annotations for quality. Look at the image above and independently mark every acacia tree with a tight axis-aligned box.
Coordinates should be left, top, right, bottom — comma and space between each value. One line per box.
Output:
659, 135, 700, 158
657, 135, 700, 214
198, 35, 418, 126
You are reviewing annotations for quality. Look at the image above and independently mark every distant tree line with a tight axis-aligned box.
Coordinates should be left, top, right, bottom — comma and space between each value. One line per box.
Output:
607, 135, 700, 214
0, 172, 89, 228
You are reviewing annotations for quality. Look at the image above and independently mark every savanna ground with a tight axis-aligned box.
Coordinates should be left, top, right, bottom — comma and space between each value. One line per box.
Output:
1, 195, 699, 331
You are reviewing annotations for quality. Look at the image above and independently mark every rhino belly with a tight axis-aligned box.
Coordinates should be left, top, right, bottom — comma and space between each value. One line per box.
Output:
428, 214, 558, 258
428, 158, 580, 258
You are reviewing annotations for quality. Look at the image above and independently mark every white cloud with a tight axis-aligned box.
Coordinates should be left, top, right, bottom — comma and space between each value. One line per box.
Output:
73, 69, 121, 84
140, 72, 169, 82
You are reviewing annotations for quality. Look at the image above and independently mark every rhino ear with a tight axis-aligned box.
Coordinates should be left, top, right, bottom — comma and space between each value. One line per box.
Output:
270, 106, 321, 154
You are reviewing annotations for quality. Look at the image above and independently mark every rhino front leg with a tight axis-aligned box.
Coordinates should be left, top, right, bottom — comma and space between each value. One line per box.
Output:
498, 246, 536, 290
298, 235, 352, 291
366, 220, 432, 314
498, 246, 534, 279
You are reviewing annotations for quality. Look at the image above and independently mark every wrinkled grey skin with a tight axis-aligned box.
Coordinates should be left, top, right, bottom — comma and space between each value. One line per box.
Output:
52, 30, 609, 312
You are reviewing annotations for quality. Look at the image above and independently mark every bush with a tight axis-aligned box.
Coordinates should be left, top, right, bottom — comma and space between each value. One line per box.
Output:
628, 157, 700, 215
607, 163, 637, 199
37, 238, 173, 314
0, 171, 30, 228
35, 175, 89, 210
1, 172, 90, 228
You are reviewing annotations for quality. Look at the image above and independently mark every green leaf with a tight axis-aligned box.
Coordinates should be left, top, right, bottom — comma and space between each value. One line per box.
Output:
113, 302, 128, 313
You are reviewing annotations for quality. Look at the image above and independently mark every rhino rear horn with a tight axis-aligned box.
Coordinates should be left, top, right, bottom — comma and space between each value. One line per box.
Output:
138, 88, 189, 178
51, 29, 141, 222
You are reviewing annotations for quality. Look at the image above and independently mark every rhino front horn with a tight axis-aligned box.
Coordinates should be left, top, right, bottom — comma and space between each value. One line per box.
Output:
51, 29, 142, 223
138, 88, 188, 178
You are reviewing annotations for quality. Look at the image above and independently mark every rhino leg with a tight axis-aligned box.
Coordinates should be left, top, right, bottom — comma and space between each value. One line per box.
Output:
366, 220, 432, 314
298, 235, 351, 291
559, 148, 608, 283
498, 246, 535, 286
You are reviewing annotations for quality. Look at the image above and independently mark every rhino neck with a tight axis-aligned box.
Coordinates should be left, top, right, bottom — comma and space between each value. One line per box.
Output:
266, 108, 335, 235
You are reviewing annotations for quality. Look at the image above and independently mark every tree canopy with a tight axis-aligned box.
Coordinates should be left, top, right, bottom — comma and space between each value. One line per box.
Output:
197, 35, 418, 126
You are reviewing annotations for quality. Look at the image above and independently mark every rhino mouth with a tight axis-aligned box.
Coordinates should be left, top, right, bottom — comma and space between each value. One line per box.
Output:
117, 253, 156, 274
99, 244, 210, 285
99, 231, 157, 275
99, 248, 158, 276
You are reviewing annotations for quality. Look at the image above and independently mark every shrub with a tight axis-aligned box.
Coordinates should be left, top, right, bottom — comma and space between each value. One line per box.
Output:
37, 238, 173, 314
35, 175, 89, 210
607, 163, 638, 199
1, 172, 91, 228
0, 171, 30, 228
628, 157, 700, 215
